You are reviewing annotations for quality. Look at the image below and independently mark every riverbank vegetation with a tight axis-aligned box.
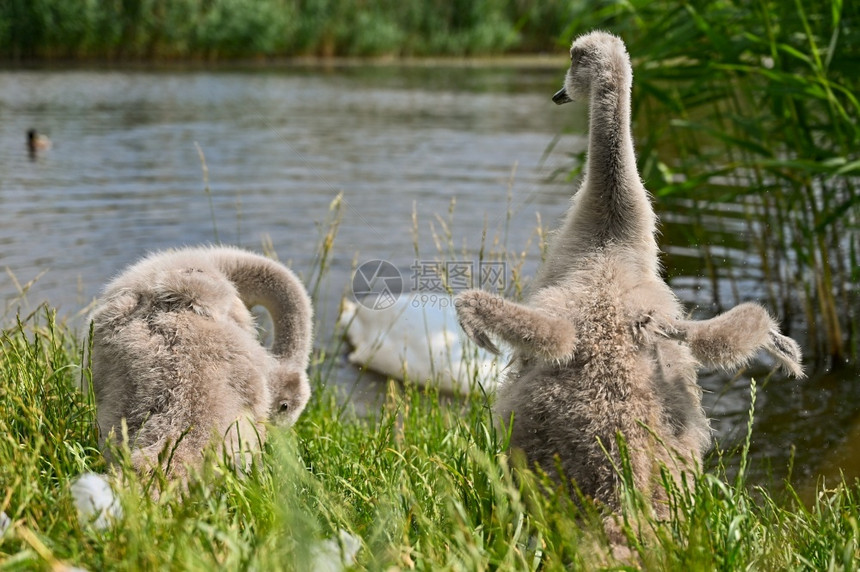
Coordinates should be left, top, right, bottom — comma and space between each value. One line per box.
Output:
2, 302, 859, 569
0, 0, 557, 60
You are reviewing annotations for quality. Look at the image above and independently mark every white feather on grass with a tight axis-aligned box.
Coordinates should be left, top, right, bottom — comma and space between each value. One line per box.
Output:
311, 529, 362, 571
70, 473, 122, 529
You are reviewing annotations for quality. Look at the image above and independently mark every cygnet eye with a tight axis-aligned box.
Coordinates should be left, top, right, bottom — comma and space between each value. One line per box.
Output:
279, 401, 290, 413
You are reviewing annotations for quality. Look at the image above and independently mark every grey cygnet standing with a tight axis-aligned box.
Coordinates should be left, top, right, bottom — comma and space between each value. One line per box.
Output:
91, 246, 313, 479
455, 31, 803, 516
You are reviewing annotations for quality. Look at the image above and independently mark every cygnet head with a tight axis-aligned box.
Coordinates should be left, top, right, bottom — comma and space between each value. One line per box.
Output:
268, 366, 311, 427
553, 31, 631, 105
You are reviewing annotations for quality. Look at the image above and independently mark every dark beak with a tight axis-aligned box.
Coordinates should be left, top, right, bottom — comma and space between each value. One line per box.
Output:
552, 87, 572, 105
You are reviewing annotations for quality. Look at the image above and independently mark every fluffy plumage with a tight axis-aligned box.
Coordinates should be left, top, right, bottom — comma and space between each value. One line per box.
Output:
91, 246, 313, 478
456, 31, 803, 516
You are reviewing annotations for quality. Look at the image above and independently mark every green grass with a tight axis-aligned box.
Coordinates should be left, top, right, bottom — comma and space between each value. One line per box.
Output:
1, 303, 859, 570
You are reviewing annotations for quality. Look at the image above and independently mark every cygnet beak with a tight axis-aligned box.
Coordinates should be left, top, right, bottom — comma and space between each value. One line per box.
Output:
552, 87, 572, 105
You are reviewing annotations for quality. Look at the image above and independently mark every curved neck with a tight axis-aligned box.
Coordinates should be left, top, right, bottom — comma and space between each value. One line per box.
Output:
215, 250, 313, 368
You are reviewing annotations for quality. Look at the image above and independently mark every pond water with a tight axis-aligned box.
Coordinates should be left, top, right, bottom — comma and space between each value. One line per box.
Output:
1, 63, 857, 497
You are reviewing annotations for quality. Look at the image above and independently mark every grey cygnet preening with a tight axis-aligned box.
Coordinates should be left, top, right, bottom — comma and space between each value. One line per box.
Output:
455, 31, 803, 516
91, 246, 313, 479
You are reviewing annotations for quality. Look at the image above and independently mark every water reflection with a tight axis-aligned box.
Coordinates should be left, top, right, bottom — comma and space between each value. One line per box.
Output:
1, 64, 856, 494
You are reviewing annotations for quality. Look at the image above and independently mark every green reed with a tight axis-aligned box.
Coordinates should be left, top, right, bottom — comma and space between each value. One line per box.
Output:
559, 0, 859, 363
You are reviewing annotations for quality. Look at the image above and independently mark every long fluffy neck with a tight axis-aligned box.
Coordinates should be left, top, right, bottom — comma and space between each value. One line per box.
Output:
580, 54, 646, 237
586, 63, 636, 193
529, 52, 658, 294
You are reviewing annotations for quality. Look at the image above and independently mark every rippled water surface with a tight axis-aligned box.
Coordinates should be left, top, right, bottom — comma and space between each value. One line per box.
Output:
1, 64, 857, 493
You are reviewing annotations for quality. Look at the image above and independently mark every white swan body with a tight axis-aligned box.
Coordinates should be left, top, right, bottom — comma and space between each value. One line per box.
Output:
339, 294, 499, 393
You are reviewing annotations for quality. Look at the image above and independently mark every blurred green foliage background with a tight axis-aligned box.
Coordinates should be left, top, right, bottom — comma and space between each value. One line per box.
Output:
0, 0, 577, 59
